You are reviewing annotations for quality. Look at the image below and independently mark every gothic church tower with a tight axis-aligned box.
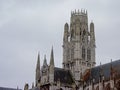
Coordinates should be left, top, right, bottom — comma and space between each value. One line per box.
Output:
63, 9, 96, 83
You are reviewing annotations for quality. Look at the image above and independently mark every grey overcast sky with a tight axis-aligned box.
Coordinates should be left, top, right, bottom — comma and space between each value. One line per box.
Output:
0, 0, 120, 89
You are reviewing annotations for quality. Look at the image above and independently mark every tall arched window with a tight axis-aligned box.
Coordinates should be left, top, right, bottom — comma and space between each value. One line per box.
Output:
82, 47, 85, 60
82, 30, 86, 42
80, 28, 81, 35
71, 29, 74, 39
87, 48, 91, 61
83, 29, 86, 35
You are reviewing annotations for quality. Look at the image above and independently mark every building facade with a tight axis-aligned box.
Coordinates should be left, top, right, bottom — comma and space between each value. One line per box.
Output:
63, 9, 95, 85
24, 10, 120, 90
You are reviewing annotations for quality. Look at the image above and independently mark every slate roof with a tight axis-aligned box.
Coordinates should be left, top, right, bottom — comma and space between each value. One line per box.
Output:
0, 87, 21, 90
84, 59, 120, 84
30, 67, 74, 89
54, 67, 74, 85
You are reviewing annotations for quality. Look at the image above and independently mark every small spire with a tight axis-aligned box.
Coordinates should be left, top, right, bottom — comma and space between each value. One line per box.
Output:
90, 20, 95, 42
86, 10, 87, 15
100, 62, 102, 75
36, 52, 40, 86
110, 59, 113, 69
36, 52, 40, 70
50, 46, 54, 66
32, 82, 34, 88
110, 59, 114, 79
43, 54, 47, 66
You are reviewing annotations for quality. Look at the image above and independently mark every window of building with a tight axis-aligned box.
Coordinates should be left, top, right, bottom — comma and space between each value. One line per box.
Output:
79, 28, 81, 35
71, 29, 74, 39
83, 30, 86, 35
87, 49, 91, 60
82, 47, 85, 60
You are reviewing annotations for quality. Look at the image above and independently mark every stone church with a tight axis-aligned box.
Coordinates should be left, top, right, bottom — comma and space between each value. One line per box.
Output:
24, 10, 120, 90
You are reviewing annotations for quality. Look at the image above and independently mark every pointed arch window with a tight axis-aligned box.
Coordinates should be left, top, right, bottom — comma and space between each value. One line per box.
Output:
71, 29, 74, 39
80, 28, 81, 35
82, 47, 85, 60
83, 30, 86, 35
87, 48, 91, 61
82, 30, 86, 42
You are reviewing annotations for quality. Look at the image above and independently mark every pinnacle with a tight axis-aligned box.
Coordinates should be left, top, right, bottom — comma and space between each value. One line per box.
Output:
50, 46, 54, 66
36, 52, 40, 69
43, 54, 47, 66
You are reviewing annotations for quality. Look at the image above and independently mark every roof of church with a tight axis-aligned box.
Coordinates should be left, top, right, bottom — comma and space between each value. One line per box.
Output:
54, 67, 74, 85
83, 59, 120, 84
0, 87, 21, 90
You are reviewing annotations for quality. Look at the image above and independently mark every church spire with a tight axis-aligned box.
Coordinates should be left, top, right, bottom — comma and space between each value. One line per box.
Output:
36, 52, 40, 86
49, 46, 55, 83
36, 53, 40, 69
43, 55, 48, 66
50, 46, 54, 66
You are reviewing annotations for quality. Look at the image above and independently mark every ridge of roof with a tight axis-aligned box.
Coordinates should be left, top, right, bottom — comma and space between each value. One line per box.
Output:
0, 87, 21, 90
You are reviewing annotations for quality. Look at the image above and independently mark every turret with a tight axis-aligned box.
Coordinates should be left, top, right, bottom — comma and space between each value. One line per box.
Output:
49, 47, 54, 83
90, 22, 95, 45
63, 23, 70, 69
35, 53, 40, 87
63, 23, 69, 42
90, 21, 96, 66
